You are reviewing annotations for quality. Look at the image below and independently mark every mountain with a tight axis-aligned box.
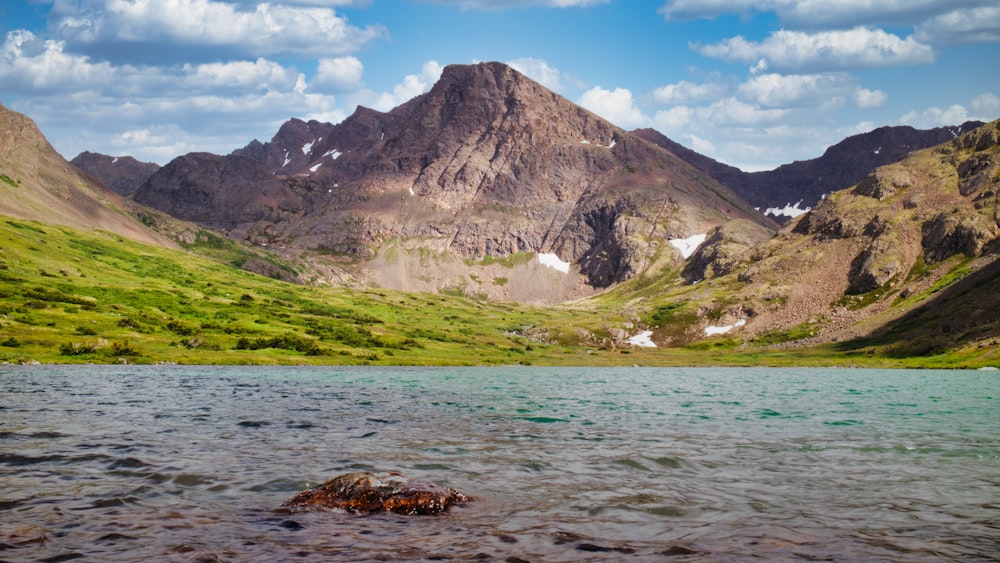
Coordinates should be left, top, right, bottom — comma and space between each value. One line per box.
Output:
0, 102, 172, 248
660, 118, 1000, 350
139, 62, 773, 299
2, 91, 998, 365
70, 151, 160, 196
132, 152, 302, 236
634, 121, 984, 222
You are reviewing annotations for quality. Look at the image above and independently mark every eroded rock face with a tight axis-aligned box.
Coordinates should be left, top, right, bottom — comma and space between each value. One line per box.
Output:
921, 211, 998, 263
683, 219, 774, 283
281, 472, 472, 516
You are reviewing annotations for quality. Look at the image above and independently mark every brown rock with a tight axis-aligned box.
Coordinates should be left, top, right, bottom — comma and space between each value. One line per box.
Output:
281, 472, 472, 515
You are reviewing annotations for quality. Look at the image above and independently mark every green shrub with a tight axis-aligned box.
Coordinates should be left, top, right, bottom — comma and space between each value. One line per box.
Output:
60, 342, 96, 356
106, 341, 140, 357
166, 320, 197, 336
235, 333, 324, 355
1, 337, 21, 347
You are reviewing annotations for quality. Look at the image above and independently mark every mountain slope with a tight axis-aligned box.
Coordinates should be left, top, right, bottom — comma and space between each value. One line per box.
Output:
70, 151, 160, 196
634, 121, 984, 221
624, 119, 1000, 350
0, 102, 173, 248
141, 62, 774, 297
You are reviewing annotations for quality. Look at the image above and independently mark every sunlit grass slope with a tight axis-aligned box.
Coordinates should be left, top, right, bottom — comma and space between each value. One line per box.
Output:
0, 218, 995, 368
0, 219, 565, 366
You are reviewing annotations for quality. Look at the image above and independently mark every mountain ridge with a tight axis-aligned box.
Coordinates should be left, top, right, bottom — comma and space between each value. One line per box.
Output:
1, 81, 999, 364
0, 102, 174, 248
634, 121, 985, 222
133, 62, 773, 299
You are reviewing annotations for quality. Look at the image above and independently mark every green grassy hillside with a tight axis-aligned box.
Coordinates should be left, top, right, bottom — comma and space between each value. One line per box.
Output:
1, 218, 996, 368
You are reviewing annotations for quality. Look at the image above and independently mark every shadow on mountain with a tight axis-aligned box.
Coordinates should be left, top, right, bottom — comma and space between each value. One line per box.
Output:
837, 248, 1000, 357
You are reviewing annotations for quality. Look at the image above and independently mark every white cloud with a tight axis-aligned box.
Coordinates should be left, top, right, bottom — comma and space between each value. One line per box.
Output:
49, 0, 387, 60
778, 0, 991, 28
182, 58, 302, 93
686, 134, 716, 155
659, 0, 992, 28
658, 0, 782, 22
313, 56, 364, 92
507, 57, 563, 91
0, 30, 115, 93
900, 104, 971, 128
695, 27, 936, 73
652, 79, 729, 104
356, 60, 444, 111
702, 97, 790, 127
915, 6, 1000, 44
738, 72, 885, 109
577, 86, 649, 129
420, 0, 609, 9
901, 94, 1000, 128
652, 105, 694, 132
970, 93, 1000, 118
854, 88, 887, 109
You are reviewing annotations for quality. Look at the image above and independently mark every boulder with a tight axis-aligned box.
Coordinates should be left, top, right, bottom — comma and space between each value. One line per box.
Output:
281, 472, 472, 515
921, 211, 998, 263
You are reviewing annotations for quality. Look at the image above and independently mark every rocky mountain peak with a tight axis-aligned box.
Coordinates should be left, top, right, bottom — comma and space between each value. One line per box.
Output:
130, 62, 772, 297
70, 151, 160, 196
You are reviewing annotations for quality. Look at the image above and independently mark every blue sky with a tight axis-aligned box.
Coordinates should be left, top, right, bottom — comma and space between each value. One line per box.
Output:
1, 1, 998, 171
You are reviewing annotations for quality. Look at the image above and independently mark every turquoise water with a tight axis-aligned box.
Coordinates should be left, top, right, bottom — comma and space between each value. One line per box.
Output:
1, 366, 998, 561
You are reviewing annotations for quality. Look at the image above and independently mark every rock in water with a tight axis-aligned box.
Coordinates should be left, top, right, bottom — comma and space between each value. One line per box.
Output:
282, 472, 472, 515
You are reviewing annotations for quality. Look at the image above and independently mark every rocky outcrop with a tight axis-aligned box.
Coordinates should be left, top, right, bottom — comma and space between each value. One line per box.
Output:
233, 118, 338, 175
281, 472, 471, 515
957, 152, 998, 197
70, 151, 160, 195
847, 219, 906, 294
683, 219, 774, 283
853, 168, 913, 200
921, 211, 998, 264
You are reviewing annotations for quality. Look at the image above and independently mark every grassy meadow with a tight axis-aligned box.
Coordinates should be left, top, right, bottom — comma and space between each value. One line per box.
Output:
0, 218, 995, 368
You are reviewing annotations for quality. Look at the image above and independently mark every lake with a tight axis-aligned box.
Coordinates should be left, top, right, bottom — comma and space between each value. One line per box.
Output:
1, 365, 998, 561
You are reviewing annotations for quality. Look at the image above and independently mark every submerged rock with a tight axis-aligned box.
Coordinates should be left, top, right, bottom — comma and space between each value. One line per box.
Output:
281, 472, 472, 515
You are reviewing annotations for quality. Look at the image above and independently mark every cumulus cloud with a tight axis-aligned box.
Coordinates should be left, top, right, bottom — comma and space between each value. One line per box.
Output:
901, 93, 1000, 128
652, 79, 729, 105
0, 30, 115, 93
695, 27, 936, 73
915, 5, 1000, 44
577, 86, 649, 129
418, 0, 609, 9
313, 56, 365, 92
900, 104, 972, 128
48, 0, 387, 62
507, 57, 564, 92
854, 88, 887, 109
658, 0, 782, 22
701, 97, 790, 127
738, 72, 886, 109
970, 93, 1000, 117
659, 0, 992, 28
182, 58, 303, 93
357, 60, 444, 111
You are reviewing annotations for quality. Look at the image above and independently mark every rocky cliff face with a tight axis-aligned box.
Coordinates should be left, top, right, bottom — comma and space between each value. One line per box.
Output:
635, 121, 984, 223
70, 151, 160, 196
131, 153, 303, 237
142, 62, 773, 294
